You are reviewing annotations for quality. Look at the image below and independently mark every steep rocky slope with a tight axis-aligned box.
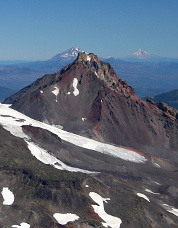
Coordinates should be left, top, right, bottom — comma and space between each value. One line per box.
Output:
4, 52, 178, 158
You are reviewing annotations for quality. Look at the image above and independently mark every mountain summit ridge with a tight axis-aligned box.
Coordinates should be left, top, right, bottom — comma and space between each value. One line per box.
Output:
4, 52, 178, 154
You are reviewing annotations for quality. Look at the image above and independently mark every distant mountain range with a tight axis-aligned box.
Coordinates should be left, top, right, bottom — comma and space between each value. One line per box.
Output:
0, 46, 178, 100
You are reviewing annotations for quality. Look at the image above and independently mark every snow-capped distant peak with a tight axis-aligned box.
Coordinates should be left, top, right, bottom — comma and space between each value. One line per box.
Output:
124, 49, 156, 60
60, 46, 83, 58
50, 46, 85, 62
133, 49, 149, 56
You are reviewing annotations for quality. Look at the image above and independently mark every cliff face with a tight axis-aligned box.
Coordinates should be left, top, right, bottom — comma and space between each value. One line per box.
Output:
4, 53, 178, 154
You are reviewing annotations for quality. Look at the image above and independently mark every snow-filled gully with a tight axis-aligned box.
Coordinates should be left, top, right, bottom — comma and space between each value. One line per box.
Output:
89, 192, 122, 228
0, 104, 147, 174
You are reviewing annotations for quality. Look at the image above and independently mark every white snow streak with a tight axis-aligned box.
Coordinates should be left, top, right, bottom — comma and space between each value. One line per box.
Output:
11, 223, 30, 228
0, 104, 147, 166
137, 193, 150, 202
154, 163, 161, 168
82, 141, 146, 163
53, 213, 79, 225
73, 78, 79, 96
145, 189, 160, 195
26, 141, 95, 174
89, 192, 122, 228
162, 204, 178, 217
1, 187, 14, 205
95, 71, 99, 78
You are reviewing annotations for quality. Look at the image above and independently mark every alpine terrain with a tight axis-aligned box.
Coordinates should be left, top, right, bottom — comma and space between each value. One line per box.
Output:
0, 52, 178, 227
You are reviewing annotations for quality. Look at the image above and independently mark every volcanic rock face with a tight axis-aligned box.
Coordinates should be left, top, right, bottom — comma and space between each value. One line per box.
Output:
4, 52, 178, 156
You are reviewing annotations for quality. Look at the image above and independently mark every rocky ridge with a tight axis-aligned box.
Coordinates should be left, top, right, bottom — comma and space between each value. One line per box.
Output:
4, 52, 178, 157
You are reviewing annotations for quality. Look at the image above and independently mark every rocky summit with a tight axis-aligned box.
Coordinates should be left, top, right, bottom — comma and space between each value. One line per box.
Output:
1, 52, 178, 227
4, 52, 178, 158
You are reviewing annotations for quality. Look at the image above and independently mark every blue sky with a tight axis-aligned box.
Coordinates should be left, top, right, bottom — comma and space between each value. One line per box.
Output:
0, 0, 177, 60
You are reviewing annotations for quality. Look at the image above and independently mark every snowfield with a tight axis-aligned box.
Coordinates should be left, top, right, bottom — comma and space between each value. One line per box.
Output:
89, 192, 122, 228
0, 104, 147, 175
1, 187, 14, 205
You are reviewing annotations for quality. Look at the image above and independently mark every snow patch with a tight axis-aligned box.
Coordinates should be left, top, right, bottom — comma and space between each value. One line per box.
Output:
154, 163, 161, 168
137, 193, 150, 202
1, 187, 14, 205
162, 204, 178, 217
89, 192, 122, 228
95, 72, 99, 78
87, 55, 91, 61
73, 78, 79, 96
52, 86, 59, 96
52, 86, 59, 102
53, 213, 79, 225
153, 181, 161, 185
145, 189, 160, 195
67, 92, 71, 95
82, 118, 86, 121
11, 223, 30, 228
85, 185, 89, 188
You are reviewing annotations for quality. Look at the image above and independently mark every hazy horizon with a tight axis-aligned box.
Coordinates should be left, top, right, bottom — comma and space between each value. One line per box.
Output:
0, 0, 177, 60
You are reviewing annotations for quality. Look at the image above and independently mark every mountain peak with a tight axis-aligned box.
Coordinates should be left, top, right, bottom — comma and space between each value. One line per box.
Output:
124, 49, 156, 60
76, 52, 99, 63
50, 46, 84, 62
133, 49, 149, 55
61, 46, 83, 57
